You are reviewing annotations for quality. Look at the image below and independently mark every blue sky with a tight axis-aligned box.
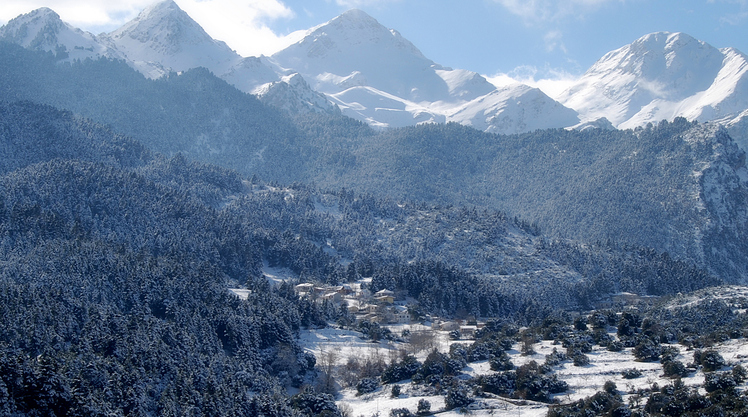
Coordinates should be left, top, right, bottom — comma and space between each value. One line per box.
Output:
3, 0, 748, 91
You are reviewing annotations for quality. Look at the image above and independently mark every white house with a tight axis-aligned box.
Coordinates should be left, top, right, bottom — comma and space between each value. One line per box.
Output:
294, 283, 314, 294
393, 306, 410, 323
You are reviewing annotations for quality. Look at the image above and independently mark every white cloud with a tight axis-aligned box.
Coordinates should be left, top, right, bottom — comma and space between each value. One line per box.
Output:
493, 0, 616, 24
709, 0, 748, 24
333, 0, 401, 8
485, 65, 578, 99
0, 0, 297, 57
544, 30, 567, 53
177, 0, 295, 56
1, 1, 153, 29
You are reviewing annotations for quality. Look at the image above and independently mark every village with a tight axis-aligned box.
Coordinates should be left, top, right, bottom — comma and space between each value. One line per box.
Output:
292, 281, 481, 340
227, 279, 657, 343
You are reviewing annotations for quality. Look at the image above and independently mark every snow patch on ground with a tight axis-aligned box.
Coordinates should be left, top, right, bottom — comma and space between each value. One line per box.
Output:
297, 325, 748, 416
263, 261, 297, 285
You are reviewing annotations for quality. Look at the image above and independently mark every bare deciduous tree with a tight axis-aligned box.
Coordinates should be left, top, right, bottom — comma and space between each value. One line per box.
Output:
408, 330, 437, 355
315, 346, 340, 394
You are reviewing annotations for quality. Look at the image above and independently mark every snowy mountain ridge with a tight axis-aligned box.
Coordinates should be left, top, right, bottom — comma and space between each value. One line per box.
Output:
0, 7, 123, 62
557, 31, 748, 136
101, 0, 242, 79
5, 3, 748, 137
0, 2, 578, 134
269, 8, 579, 132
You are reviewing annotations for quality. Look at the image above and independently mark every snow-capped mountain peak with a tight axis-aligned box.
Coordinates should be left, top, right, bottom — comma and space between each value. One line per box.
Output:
0, 7, 117, 61
255, 72, 340, 115
558, 31, 748, 130
270, 9, 578, 132
596, 32, 722, 99
318, 9, 426, 59
108, 0, 214, 53
104, 0, 242, 78
272, 9, 436, 99
1, 4, 580, 134
0, 7, 66, 49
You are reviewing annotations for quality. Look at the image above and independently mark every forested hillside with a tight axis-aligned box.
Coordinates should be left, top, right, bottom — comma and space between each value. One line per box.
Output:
2, 44, 746, 285
0, 42, 309, 183
0, 101, 722, 316
0, 102, 326, 415
297, 117, 748, 282
302, 113, 746, 287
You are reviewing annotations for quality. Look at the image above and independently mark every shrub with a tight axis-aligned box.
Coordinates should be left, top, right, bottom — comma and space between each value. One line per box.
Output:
607, 340, 624, 352
381, 356, 421, 384
662, 360, 689, 378
489, 352, 514, 371
414, 350, 464, 383
549, 391, 626, 417
603, 381, 618, 395
445, 383, 472, 410
467, 342, 491, 362
732, 364, 748, 383
617, 312, 641, 337
480, 371, 517, 395
415, 351, 446, 382
544, 348, 568, 367
356, 377, 379, 395
390, 408, 414, 417
563, 334, 593, 353
572, 353, 590, 367
704, 372, 737, 393
589, 311, 611, 329
449, 343, 468, 362
516, 361, 568, 402
659, 346, 679, 363
621, 368, 642, 379
574, 316, 588, 331
633, 339, 662, 362
416, 399, 431, 415
694, 350, 726, 372
592, 329, 614, 345
290, 390, 340, 416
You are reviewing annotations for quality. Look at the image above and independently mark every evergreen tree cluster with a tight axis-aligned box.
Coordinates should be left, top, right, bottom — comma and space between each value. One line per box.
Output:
0, 102, 333, 415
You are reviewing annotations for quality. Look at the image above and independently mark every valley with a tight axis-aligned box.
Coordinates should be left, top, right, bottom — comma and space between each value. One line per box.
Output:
1, 2, 748, 416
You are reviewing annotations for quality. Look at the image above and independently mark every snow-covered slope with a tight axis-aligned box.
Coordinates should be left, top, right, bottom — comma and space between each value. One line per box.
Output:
101, 0, 243, 79
558, 32, 748, 131
0, 7, 121, 62
449, 83, 579, 134
256, 72, 340, 115
270, 9, 578, 132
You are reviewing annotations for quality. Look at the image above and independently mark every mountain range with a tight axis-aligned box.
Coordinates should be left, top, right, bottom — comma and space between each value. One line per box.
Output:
4, 2, 748, 283
6, 0, 748, 140
6, 3, 748, 415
